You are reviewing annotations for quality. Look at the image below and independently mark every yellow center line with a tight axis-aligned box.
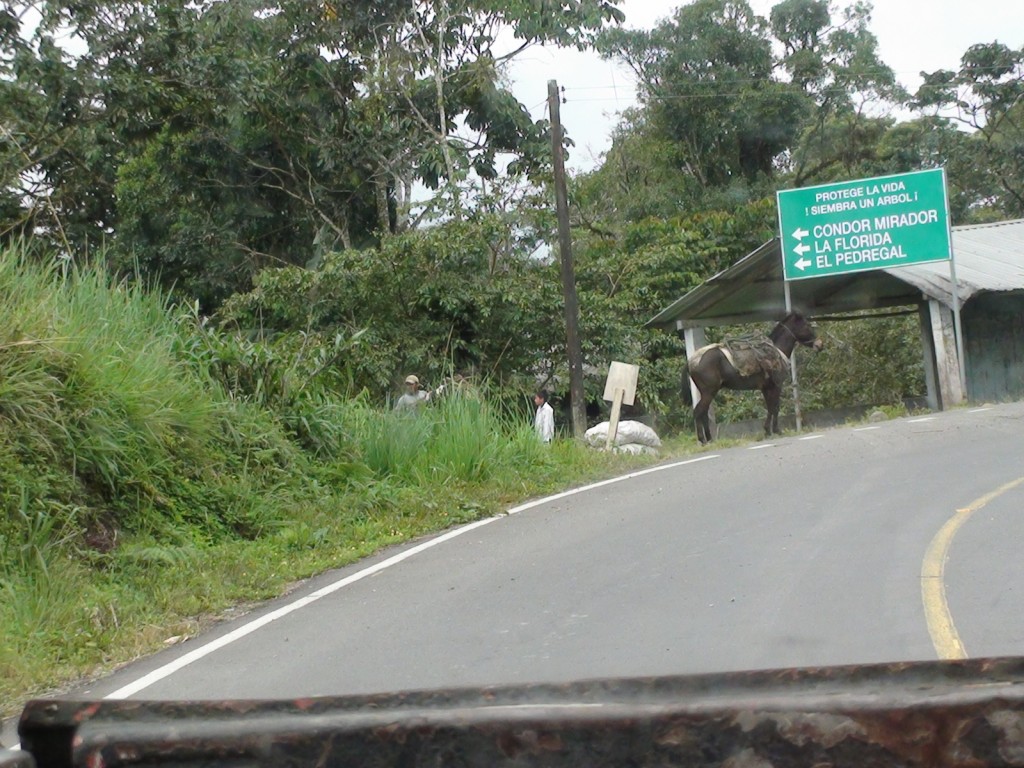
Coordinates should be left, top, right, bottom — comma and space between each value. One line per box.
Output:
920, 476, 1024, 660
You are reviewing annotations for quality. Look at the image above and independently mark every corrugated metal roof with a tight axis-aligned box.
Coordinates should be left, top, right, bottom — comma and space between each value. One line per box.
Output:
648, 218, 1024, 329
889, 218, 1024, 306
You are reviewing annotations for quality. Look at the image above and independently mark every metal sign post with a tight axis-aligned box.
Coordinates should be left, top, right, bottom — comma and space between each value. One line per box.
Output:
783, 280, 802, 433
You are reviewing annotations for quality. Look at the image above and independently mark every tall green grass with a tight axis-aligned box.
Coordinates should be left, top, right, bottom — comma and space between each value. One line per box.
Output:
360, 395, 542, 484
8, 245, 312, 533
0, 243, 309, 703
0, 242, 671, 715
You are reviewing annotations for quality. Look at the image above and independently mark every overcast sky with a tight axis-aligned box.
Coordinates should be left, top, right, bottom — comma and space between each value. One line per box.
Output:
506, 0, 1024, 171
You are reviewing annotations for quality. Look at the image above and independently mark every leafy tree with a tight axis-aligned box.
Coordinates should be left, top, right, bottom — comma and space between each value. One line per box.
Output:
916, 42, 1024, 219
217, 211, 561, 398
214, 194, 779, 425
576, 1, 933, 421
1, 0, 625, 307
569, 110, 687, 223
1, 10, 112, 250
773, 1, 905, 186
799, 314, 925, 412
594, 1, 905, 210
787, 113, 895, 185
855, 117, 987, 222
598, 0, 809, 196
106, 0, 389, 306
569, 199, 778, 421
769, 0, 832, 90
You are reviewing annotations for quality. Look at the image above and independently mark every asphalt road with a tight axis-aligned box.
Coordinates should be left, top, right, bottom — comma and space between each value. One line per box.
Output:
5, 402, 1024, 745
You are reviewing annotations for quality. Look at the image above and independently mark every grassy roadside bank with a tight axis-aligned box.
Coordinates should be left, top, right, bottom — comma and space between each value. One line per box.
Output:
0, 245, 697, 715
2, 436, 669, 716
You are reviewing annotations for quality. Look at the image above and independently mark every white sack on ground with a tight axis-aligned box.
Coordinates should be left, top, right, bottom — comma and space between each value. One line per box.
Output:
584, 420, 661, 448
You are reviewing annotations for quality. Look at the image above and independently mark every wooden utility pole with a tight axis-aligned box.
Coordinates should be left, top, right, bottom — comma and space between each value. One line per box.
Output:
548, 79, 586, 440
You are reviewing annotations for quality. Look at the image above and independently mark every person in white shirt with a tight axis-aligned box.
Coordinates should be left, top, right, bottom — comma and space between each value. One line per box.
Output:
534, 389, 554, 443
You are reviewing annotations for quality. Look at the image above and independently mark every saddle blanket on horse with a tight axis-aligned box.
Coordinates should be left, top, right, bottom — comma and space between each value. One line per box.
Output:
690, 339, 790, 382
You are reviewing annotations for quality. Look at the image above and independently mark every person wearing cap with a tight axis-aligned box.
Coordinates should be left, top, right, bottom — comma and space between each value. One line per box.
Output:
394, 374, 430, 411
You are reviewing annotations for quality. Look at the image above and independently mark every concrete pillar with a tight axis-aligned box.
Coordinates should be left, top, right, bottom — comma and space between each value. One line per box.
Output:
918, 302, 941, 411
679, 322, 714, 438
928, 299, 964, 408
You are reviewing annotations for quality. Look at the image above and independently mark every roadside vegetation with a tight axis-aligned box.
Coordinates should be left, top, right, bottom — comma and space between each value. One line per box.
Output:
0, 237, 918, 713
0, 245, 675, 713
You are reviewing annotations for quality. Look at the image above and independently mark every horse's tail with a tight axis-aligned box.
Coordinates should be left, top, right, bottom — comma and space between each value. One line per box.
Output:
681, 362, 693, 406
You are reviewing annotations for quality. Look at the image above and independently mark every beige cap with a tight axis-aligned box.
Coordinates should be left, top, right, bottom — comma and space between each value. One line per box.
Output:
404, 375, 419, 385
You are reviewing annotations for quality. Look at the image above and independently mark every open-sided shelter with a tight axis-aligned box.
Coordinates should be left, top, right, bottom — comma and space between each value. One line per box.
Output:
648, 219, 1024, 411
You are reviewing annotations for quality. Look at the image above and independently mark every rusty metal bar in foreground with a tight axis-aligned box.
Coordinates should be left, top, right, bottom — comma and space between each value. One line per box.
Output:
7, 657, 1024, 767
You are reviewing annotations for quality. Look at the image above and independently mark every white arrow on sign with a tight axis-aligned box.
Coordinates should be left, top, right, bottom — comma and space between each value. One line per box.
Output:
794, 257, 812, 271
792, 227, 809, 240
794, 243, 810, 256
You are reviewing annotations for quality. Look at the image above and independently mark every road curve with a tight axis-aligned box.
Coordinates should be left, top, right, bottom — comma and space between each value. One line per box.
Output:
17, 404, 1024, 713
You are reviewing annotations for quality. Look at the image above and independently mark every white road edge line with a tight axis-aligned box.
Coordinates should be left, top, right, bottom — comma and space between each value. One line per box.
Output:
908, 417, 936, 423
969, 407, 992, 413
799, 435, 823, 441
748, 444, 775, 450
504, 454, 719, 515
854, 426, 881, 432
101, 453, 722, 701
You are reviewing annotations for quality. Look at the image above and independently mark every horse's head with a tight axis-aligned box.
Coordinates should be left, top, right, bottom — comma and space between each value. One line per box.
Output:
782, 313, 824, 351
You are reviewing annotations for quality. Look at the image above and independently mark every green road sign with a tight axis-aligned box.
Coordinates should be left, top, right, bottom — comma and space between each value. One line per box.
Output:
777, 169, 951, 281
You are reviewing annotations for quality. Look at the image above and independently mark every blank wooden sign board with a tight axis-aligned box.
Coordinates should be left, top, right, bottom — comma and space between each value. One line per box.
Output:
603, 362, 639, 449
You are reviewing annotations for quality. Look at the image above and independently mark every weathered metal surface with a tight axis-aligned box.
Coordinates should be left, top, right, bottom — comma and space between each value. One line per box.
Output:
963, 293, 1024, 402
0, 748, 35, 768
647, 219, 1024, 330
18, 657, 1024, 767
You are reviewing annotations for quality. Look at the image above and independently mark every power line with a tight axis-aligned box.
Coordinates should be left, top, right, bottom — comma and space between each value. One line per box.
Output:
558, 62, 1023, 97
560, 80, 1005, 104
562, 66, 1021, 92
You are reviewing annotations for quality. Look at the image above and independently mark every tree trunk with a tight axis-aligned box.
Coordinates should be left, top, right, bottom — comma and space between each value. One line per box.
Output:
375, 177, 391, 236
395, 173, 413, 232
339, 206, 352, 251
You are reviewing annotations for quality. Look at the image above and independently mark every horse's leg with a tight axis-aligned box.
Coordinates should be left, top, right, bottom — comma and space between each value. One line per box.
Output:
693, 394, 707, 444
763, 383, 781, 436
694, 388, 716, 444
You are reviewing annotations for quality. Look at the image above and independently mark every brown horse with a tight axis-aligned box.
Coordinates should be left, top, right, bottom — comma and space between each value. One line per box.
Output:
683, 313, 823, 444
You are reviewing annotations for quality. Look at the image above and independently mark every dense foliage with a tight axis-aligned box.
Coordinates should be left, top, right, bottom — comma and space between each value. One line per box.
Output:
210, 196, 785, 429
1, 0, 623, 305
2, 0, 1015, 464
4, 0, 1015, 431
0, 244, 644, 710
589, 0, 1023, 222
